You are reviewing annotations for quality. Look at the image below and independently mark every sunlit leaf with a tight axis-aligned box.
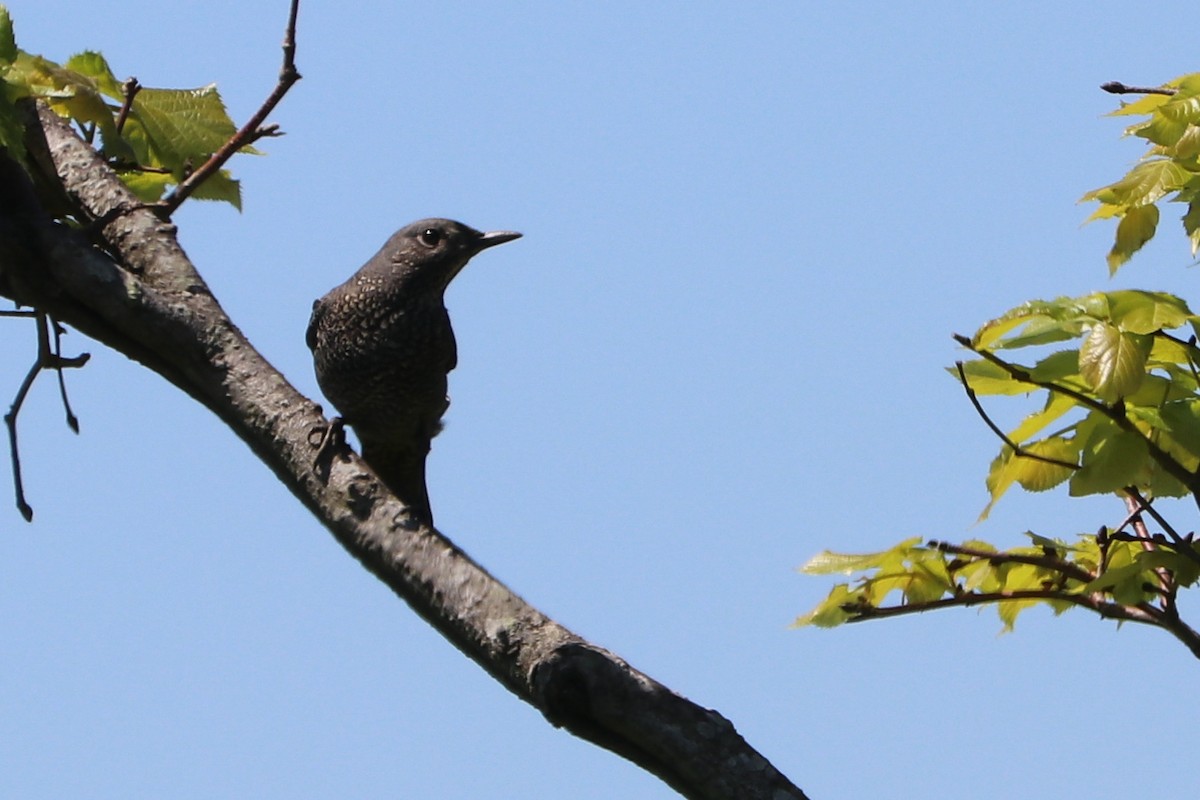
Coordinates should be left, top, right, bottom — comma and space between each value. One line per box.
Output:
64, 50, 122, 98
1011, 437, 1077, 492
1069, 425, 1149, 496
1107, 203, 1159, 274
1078, 322, 1150, 401
799, 537, 924, 576
132, 84, 236, 173
1006, 392, 1076, 444
1106, 290, 1191, 333
792, 584, 859, 628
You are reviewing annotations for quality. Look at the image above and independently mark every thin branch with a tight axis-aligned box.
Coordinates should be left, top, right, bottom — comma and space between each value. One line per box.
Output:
3, 312, 90, 521
930, 539, 1095, 585
158, 0, 301, 216
114, 77, 140, 135
954, 361, 1079, 469
1101, 81, 1178, 96
845, 587, 1160, 626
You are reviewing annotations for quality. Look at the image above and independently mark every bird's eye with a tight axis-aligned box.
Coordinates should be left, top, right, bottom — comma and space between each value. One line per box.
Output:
418, 228, 443, 248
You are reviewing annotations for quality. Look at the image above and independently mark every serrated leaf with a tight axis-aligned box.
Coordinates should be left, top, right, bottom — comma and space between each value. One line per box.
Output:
1109, 91, 1172, 117
1082, 159, 1190, 211
1107, 203, 1159, 274
1078, 322, 1150, 401
64, 51, 122, 98
131, 85, 236, 172
188, 168, 242, 210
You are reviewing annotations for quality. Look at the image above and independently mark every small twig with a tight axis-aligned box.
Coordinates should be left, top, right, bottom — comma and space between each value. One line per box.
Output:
4, 312, 91, 521
954, 361, 1079, 470
1101, 81, 1178, 96
158, 0, 301, 216
931, 540, 1095, 585
845, 587, 1161, 626
50, 319, 83, 433
114, 77, 141, 135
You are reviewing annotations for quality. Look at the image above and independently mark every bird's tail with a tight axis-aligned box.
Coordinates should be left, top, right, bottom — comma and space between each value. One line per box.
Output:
360, 442, 434, 527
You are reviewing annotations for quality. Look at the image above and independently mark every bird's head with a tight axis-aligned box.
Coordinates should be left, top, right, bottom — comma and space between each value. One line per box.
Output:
379, 218, 522, 292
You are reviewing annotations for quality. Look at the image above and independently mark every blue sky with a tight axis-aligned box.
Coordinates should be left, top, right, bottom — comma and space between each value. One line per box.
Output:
3, 3, 1198, 798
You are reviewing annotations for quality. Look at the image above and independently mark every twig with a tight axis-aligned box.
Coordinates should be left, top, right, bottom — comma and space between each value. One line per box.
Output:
845, 587, 1160, 626
114, 78, 140, 135
159, 0, 302, 216
4, 312, 90, 521
1101, 81, 1178, 96
954, 361, 1079, 470
50, 319, 81, 433
930, 539, 1095, 585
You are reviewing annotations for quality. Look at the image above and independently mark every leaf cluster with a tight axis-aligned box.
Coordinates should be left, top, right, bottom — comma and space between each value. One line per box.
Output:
796, 533, 1200, 657
964, 289, 1200, 516
1082, 73, 1200, 272
0, 5, 246, 209
803, 77, 1200, 658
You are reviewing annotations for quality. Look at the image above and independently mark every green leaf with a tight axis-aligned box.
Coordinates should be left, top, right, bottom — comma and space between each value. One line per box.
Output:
1078, 322, 1150, 401
792, 584, 859, 628
1011, 438, 1077, 492
118, 170, 172, 202
1159, 399, 1200, 458
131, 85, 236, 172
0, 6, 16, 66
955, 358, 1030, 396
1107, 203, 1159, 274
188, 167, 242, 211
800, 537, 923, 575
64, 51, 122, 98
1069, 424, 1149, 496
1083, 159, 1190, 212
1183, 200, 1200, 256
1027, 349, 1080, 383
1106, 290, 1191, 333
0, 78, 25, 160
1007, 392, 1076, 443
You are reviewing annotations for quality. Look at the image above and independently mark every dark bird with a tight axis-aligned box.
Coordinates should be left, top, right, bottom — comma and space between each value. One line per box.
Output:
306, 218, 521, 526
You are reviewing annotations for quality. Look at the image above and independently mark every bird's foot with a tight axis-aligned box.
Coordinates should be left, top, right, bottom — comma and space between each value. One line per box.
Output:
309, 415, 348, 481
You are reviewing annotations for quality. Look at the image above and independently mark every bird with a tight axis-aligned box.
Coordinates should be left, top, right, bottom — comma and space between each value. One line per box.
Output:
306, 218, 521, 526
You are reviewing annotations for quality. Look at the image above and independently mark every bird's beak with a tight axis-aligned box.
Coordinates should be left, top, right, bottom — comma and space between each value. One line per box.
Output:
476, 230, 522, 250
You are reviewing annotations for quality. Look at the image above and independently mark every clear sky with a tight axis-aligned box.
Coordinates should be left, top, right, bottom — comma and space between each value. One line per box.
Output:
2, 3, 1197, 798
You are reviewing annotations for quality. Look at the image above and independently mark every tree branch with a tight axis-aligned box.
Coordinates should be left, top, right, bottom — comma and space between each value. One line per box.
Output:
0, 101, 807, 800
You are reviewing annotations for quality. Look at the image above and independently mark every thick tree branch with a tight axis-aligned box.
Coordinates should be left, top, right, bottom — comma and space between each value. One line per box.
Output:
0, 103, 807, 800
